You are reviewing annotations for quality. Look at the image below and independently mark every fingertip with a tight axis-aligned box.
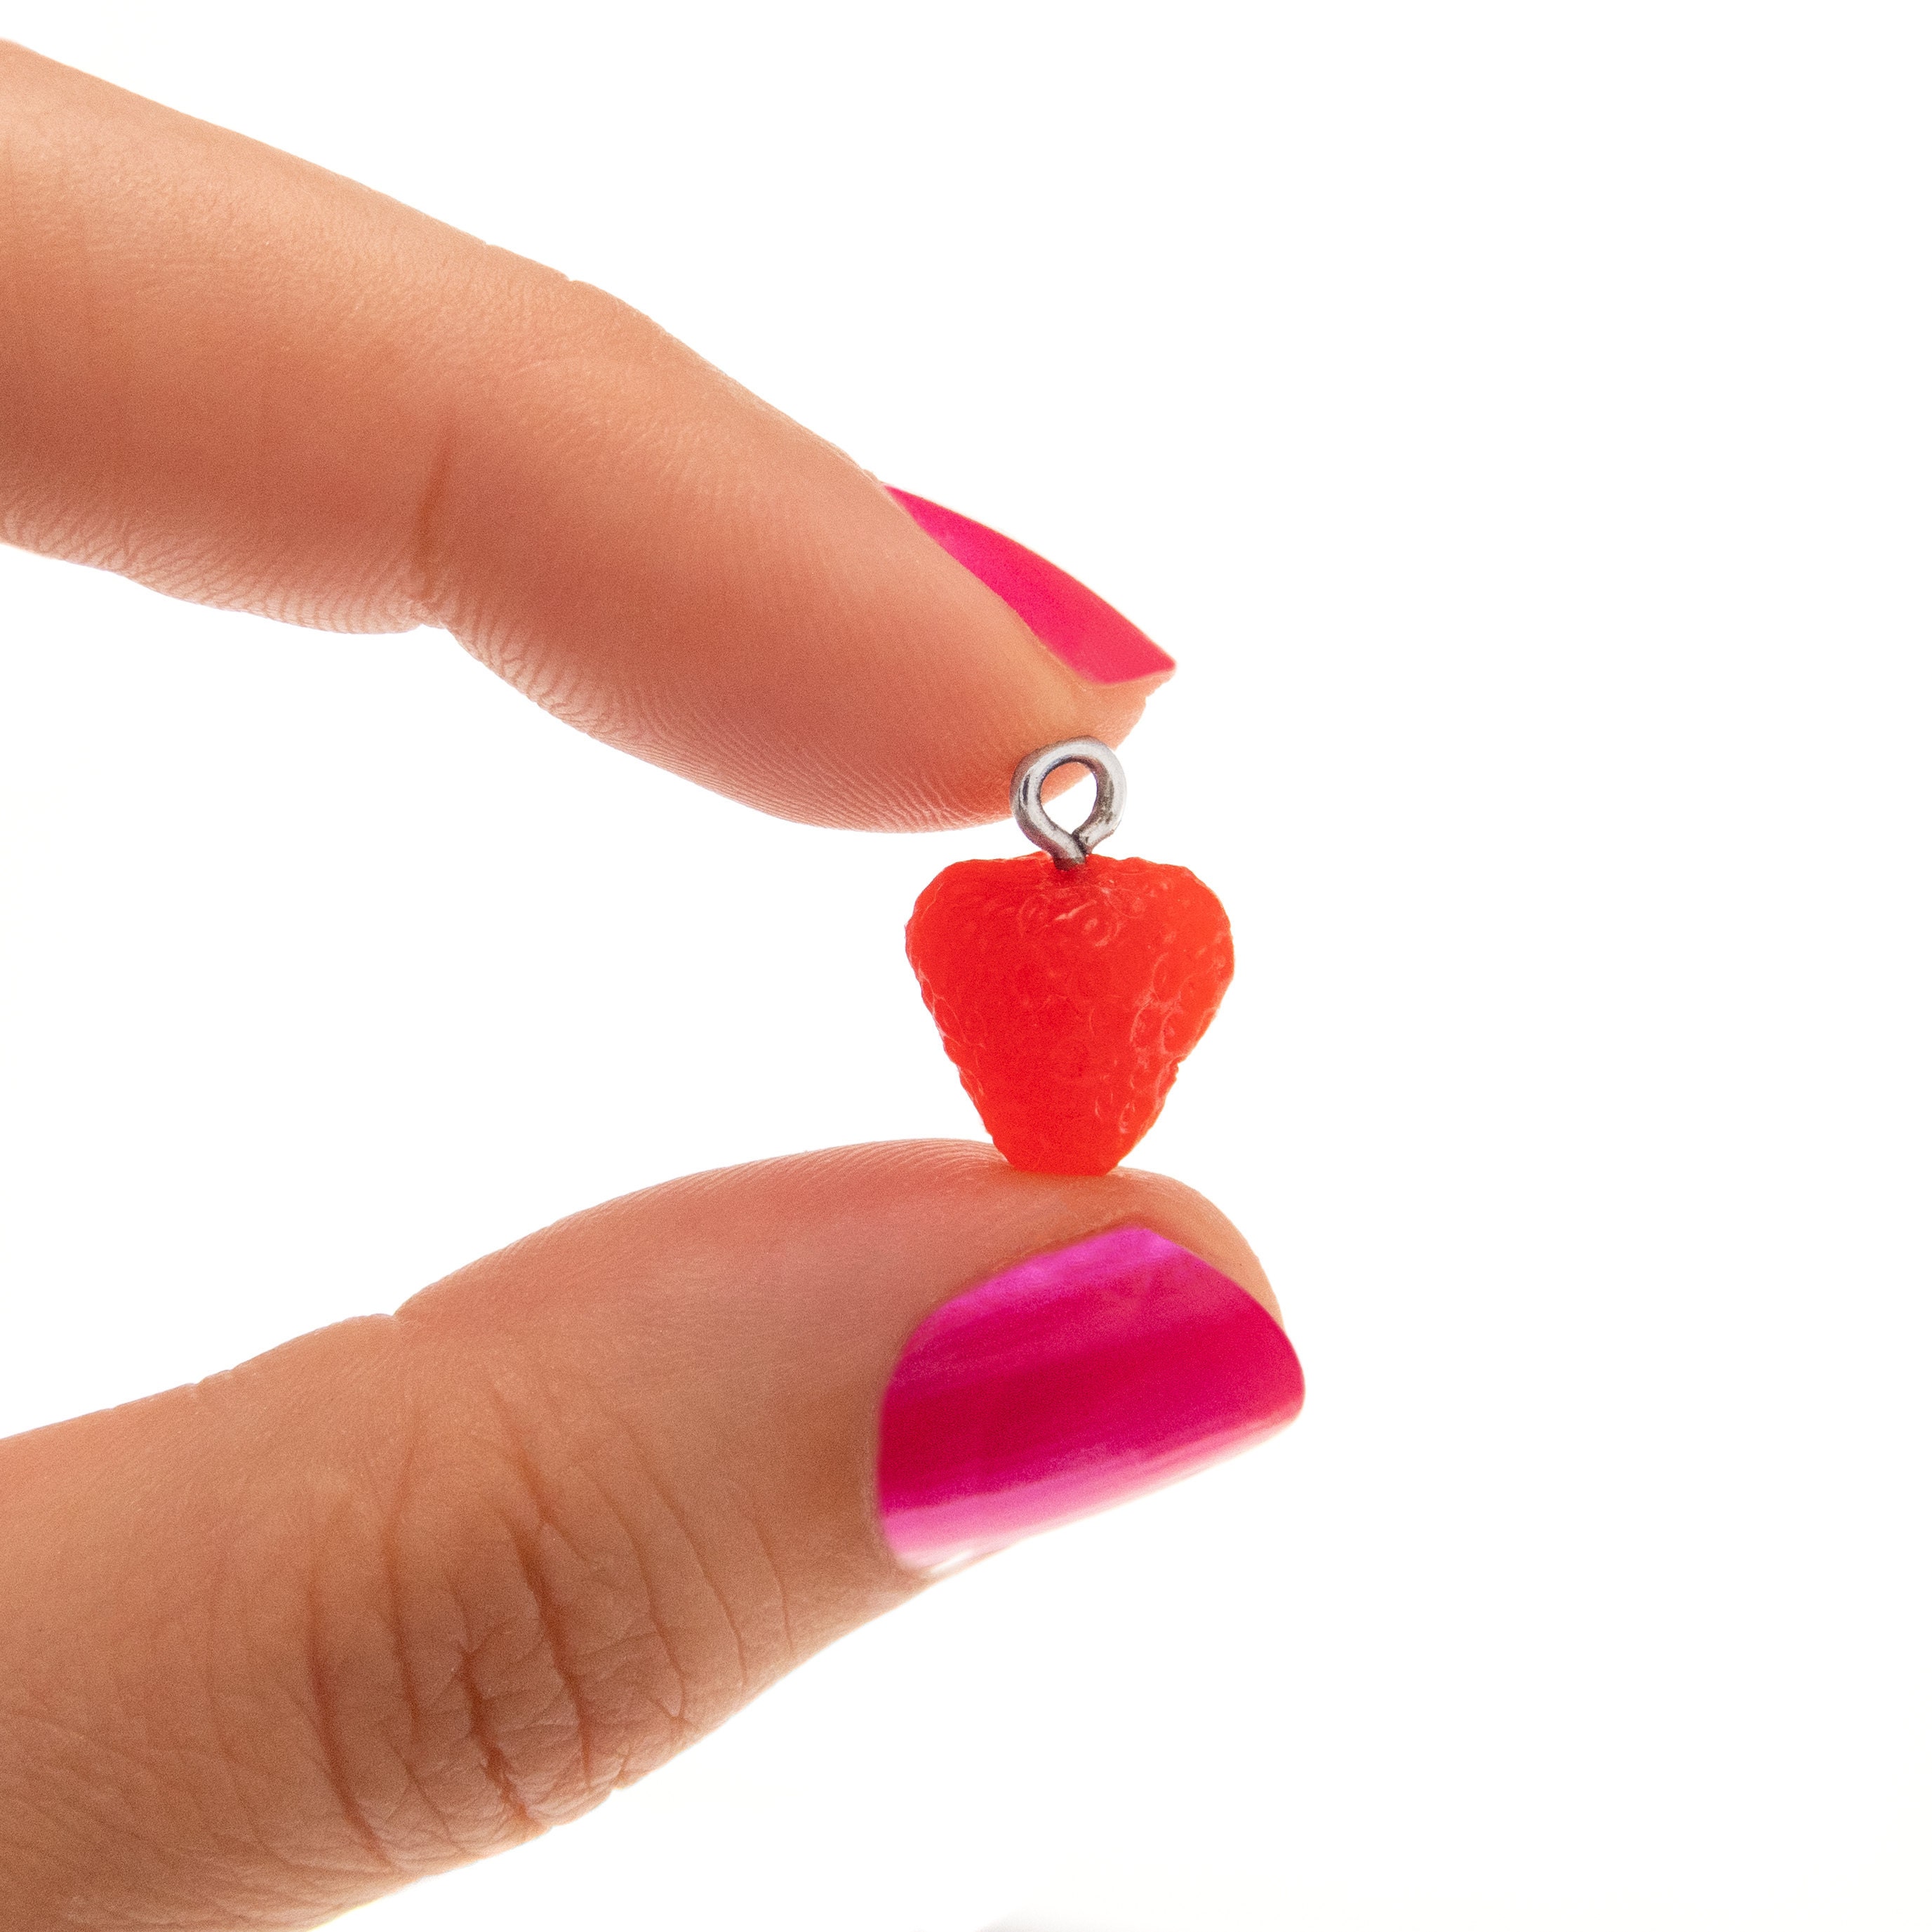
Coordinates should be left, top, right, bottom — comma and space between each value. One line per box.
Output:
881, 486, 1178, 687
870, 1174, 1297, 1575
422, 355, 1154, 830
0, 47, 1170, 833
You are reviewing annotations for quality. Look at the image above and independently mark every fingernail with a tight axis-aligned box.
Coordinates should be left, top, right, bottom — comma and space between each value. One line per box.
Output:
877, 1227, 1303, 1571
885, 486, 1176, 685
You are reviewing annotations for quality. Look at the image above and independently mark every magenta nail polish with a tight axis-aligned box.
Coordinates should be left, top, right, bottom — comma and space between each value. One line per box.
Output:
885, 486, 1177, 685
877, 1227, 1303, 1571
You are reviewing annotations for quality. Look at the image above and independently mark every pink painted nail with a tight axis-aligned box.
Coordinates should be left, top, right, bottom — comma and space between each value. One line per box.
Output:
885, 486, 1177, 685
877, 1227, 1303, 1571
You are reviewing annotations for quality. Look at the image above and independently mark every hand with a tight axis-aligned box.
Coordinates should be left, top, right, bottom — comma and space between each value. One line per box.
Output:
0, 44, 1298, 1930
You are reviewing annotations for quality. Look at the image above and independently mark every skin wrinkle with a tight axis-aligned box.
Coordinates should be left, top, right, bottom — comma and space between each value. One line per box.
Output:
529, 1383, 730, 1761
300, 1535, 397, 1881
366, 1430, 539, 1857
406, 415, 457, 630
449, 1647, 538, 1841
526, 1435, 705, 1754
370, 1408, 479, 1866
394, 1357, 714, 1829
533, 1417, 709, 1750
373, 1589, 500, 1867
227, 1444, 399, 1898
378, 1423, 429, 1748
473, 1382, 604, 1811
597, 1468, 700, 1743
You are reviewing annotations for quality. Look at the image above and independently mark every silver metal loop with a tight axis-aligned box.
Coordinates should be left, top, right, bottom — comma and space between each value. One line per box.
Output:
1010, 738, 1126, 868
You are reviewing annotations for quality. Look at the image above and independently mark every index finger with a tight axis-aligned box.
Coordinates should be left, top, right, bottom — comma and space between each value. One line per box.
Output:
0, 44, 1171, 830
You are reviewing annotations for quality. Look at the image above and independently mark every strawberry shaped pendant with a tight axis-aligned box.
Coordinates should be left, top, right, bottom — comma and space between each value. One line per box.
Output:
906, 740, 1234, 1175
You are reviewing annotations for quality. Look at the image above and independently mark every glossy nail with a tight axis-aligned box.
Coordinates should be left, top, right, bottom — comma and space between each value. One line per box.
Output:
885, 486, 1176, 685
877, 1227, 1303, 1571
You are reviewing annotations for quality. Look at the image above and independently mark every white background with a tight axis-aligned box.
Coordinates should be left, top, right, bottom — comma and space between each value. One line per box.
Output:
3, 4, 1929, 1926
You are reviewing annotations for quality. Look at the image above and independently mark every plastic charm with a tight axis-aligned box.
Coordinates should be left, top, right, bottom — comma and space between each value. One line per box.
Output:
906, 740, 1234, 1175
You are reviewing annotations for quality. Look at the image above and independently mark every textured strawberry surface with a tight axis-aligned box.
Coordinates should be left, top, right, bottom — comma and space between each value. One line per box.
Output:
906, 853, 1235, 1175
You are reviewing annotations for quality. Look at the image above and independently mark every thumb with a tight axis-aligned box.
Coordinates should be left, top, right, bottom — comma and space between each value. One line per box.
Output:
0, 1145, 1300, 1930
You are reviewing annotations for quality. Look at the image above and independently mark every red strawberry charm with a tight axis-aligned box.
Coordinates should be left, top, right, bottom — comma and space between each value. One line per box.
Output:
905, 740, 1234, 1175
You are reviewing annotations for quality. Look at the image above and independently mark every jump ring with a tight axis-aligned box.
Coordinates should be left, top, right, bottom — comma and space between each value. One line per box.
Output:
1010, 738, 1126, 868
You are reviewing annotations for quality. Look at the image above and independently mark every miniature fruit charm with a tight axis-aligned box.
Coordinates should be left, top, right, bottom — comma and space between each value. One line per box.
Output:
905, 740, 1234, 1175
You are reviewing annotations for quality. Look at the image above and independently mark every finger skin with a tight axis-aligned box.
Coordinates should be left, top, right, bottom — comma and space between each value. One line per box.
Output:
0, 45, 1160, 830
0, 1143, 1274, 1931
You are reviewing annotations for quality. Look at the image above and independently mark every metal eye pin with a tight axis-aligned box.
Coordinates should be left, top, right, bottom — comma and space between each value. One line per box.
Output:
1010, 738, 1126, 868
